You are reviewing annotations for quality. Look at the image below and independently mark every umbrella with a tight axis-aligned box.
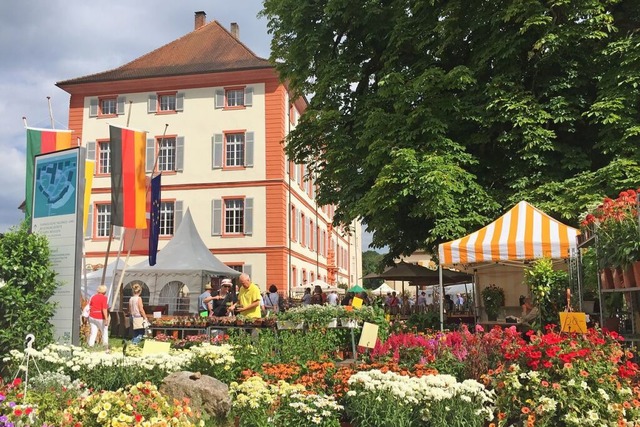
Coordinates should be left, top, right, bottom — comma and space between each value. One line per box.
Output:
348, 285, 365, 293
380, 261, 472, 285
371, 282, 395, 295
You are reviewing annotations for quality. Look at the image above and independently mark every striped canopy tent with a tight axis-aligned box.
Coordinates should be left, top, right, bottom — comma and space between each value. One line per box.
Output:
438, 201, 580, 265
436, 201, 580, 330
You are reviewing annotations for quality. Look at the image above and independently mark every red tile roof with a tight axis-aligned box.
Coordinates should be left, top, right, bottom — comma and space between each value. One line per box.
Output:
58, 20, 271, 85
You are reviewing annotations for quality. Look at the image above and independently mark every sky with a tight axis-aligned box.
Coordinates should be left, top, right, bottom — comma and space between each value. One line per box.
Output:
0, 1, 376, 251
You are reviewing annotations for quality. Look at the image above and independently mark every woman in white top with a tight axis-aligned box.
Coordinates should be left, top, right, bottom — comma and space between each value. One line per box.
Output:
262, 284, 280, 315
129, 283, 148, 344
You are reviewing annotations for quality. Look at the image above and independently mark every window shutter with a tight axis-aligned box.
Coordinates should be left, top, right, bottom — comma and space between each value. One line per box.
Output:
176, 136, 184, 172
116, 96, 126, 115
89, 98, 98, 117
215, 90, 225, 109
147, 94, 157, 113
244, 87, 253, 107
113, 225, 122, 239
176, 92, 184, 112
243, 264, 252, 278
86, 141, 96, 161
84, 204, 93, 239
174, 201, 183, 232
146, 139, 155, 173
245, 131, 254, 167
244, 198, 253, 235
212, 134, 223, 169
212, 199, 222, 236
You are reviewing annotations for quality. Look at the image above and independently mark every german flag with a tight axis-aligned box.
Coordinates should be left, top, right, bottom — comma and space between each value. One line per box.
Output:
110, 125, 147, 229
25, 127, 73, 219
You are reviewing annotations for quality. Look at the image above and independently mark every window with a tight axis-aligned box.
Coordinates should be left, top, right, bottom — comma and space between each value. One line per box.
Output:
146, 136, 184, 173
148, 93, 183, 114
226, 89, 244, 107
224, 199, 245, 234
159, 94, 176, 111
98, 141, 111, 174
96, 204, 111, 237
158, 138, 176, 172
215, 87, 253, 109
100, 98, 117, 116
291, 205, 297, 242
159, 201, 175, 236
225, 133, 245, 167
301, 213, 306, 247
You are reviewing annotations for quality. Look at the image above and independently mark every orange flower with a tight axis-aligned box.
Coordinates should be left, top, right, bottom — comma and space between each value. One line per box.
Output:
498, 412, 506, 420
522, 406, 531, 414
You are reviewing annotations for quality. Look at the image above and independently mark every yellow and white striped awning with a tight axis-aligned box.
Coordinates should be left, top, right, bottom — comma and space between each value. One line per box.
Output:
438, 201, 579, 266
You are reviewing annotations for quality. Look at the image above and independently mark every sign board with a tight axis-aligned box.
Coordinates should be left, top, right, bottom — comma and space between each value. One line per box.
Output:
351, 296, 363, 309
142, 340, 171, 356
358, 322, 379, 348
559, 312, 587, 333
31, 148, 85, 345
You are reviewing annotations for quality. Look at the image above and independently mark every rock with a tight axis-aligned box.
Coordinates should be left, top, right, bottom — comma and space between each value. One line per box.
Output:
160, 371, 231, 419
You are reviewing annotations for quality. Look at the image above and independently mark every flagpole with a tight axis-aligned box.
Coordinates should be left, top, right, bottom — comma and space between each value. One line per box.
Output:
22, 117, 28, 128
47, 97, 55, 129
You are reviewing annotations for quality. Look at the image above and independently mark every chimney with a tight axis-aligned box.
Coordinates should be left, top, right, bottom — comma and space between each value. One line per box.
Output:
194, 11, 206, 30
230, 22, 239, 39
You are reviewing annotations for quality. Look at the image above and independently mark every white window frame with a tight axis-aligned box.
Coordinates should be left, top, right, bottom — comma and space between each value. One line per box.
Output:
226, 89, 245, 107
159, 94, 177, 112
158, 137, 176, 172
98, 141, 111, 174
159, 201, 175, 236
224, 198, 245, 234
225, 133, 245, 167
96, 204, 111, 238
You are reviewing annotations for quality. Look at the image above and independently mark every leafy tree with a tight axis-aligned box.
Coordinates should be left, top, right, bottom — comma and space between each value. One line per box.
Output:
0, 222, 58, 364
362, 250, 385, 288
262, 0, 640, 261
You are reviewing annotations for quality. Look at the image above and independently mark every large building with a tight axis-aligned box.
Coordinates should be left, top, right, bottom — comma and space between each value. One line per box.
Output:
57, 11, 362, 309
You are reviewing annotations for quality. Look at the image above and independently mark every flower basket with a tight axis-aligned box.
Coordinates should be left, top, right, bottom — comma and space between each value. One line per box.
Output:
341, 318, 359, 328
481, 284, 505, 321
327, 318, 338, 328
277, 320, 305, 330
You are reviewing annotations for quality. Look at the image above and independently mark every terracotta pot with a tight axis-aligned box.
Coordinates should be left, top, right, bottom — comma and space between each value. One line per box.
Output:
613, 268, 625, 289
600, 268, 614, 290
623, 265, 636, 288
633, 261, 640, 287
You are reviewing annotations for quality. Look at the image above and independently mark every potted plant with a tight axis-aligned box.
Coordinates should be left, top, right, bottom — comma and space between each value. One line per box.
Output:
481, 284, 505, 321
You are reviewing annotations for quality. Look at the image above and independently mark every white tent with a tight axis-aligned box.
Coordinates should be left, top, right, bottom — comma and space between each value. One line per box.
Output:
83, 259, 126, 298
371, 282, 395, 295
119, 209, 241, 314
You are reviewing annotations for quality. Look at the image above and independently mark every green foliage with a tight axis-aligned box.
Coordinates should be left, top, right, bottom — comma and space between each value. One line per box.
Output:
524, 258, 569, 326
362, 250, 384, 289
406, 310, 440, 332
261, 0, 640, 259
481, 284, 505, 319
0, 222, 58, 361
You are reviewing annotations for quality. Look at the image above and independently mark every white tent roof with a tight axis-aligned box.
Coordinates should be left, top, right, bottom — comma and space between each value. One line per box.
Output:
124, 209, 240, 277
371, 282, 395, 295
83, 259, 125, 297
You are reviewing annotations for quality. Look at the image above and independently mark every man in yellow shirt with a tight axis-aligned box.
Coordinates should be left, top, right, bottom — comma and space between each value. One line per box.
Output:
233, 273, 262, 318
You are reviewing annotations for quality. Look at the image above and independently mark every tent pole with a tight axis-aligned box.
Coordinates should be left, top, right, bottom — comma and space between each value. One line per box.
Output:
439, 264, 444, 331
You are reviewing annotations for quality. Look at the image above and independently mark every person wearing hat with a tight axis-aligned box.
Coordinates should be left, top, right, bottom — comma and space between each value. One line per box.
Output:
212, 279, 236, 317
198, 284, 214, 317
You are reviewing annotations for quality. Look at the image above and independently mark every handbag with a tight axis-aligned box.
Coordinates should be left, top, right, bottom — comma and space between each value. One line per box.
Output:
132, 317, 146, 330
82, 296, 92, 318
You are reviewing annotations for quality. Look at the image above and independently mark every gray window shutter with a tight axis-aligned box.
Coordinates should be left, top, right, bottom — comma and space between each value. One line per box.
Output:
215, 90, 225, 109
86, 141, 96, 161
174, 201, 183, 232
212, 199, 222, 236
212, 134, 223, 169
146, 139, 155, 173
243, 264, 252, 278
85, 204, 93, 239
116, 96, 126, 115
113, 225, 122, 239
244, 87, 253, 107
89, 98, 98, 117
176, 93, 184, 112
245, 131, 254, 167
176, 136, 184, 172
244, 198, 253, 235
147, 94, 157, 113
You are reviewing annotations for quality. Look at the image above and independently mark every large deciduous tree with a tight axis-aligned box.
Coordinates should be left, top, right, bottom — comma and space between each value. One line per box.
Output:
262, 0, 640, 260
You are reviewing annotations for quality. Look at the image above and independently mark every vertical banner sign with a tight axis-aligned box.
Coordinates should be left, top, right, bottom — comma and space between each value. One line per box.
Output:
25, 128, 73, 220
149, 174, 162, 266
31, 147, 85, 345
110, 125, 147, 229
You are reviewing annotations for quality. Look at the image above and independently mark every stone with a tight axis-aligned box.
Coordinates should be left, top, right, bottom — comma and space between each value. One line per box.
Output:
160, 371, 231, 419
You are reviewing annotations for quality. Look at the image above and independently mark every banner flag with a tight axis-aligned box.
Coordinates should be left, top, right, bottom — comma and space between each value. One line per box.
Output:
83, 160, 95, 234
149, 174, 161, 266
25, 127, 73, 218
109, 125, 146, 229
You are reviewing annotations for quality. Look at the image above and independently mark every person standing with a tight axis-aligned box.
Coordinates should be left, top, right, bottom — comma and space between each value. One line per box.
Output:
301, 287, 312, 306
326, 290, 339, 306
231, 273, 262, 318
88, 285, 110, 350
212, 279, 236, 317
198, 284, 214, 317
262, 284, 280, 315
129, 283, 148, 344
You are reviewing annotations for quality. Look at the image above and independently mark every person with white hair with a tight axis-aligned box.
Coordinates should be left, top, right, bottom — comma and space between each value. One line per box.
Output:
88, 284, 110, 349
230, 273, 262, 318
